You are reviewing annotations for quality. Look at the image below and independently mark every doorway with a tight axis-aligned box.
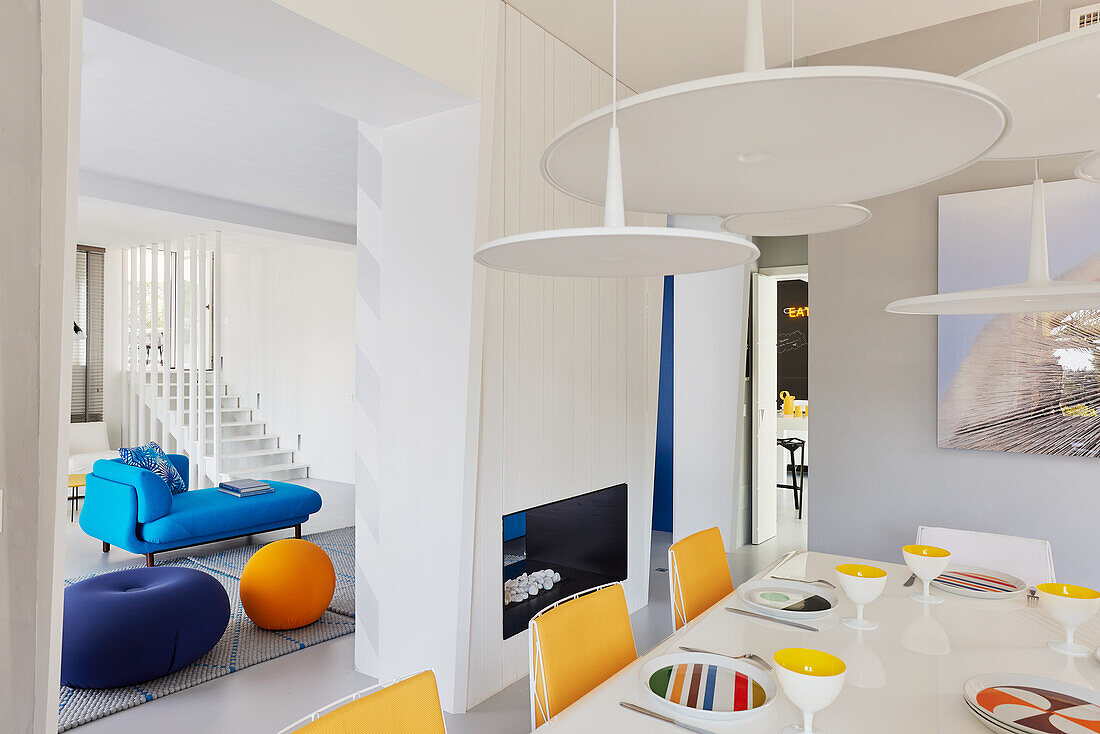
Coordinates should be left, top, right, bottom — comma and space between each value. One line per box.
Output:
751, 266, 809, 545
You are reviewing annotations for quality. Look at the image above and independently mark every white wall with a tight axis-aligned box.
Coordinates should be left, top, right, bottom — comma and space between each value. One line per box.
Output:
465, 4, 665, 708
0, 0, 80, 730
668, 217, 749, 550
807, 3, 1099, 583
218, 238, 355, 482
354, 103, 483, 713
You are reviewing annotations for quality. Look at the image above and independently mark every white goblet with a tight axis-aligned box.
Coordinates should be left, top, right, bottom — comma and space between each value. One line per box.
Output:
835, 563, 887, 630
1037, 583, 1100, 657
902, 544, 951, 604
773, 647, 847, 734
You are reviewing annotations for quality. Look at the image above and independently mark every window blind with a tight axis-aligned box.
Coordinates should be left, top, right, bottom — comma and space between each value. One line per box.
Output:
72, 246, 104, 422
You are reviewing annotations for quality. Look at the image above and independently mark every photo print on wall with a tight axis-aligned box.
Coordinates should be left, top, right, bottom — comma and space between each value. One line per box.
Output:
937, 179, 1100, 456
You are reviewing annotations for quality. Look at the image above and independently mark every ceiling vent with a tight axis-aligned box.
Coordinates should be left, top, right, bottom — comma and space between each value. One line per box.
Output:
1071, 3, 1100, 29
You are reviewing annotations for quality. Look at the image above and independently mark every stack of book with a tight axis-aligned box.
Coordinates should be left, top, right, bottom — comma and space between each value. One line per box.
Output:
218, 478, 273, 497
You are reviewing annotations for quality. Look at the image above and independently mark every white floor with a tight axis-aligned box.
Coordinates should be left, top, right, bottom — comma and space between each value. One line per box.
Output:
63, 480, 807, 734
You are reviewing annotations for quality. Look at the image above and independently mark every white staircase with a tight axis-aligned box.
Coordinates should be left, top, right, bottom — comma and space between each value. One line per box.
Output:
137, 369, 310, 484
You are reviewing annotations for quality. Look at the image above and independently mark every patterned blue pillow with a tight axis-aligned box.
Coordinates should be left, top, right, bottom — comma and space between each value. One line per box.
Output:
118, 441, 187, 494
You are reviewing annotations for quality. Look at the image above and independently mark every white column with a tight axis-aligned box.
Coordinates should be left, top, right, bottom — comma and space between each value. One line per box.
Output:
0, 0, 81, 727
172, 238, 184, 452
189, 235, 200, 485
197, 234, 208, 485
212, 231, 223, 483
137, 245, 148, 444
150, 240, 161, 447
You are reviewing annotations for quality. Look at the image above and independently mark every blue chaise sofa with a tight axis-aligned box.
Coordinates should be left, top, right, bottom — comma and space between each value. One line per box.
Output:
80, 454, 322, 565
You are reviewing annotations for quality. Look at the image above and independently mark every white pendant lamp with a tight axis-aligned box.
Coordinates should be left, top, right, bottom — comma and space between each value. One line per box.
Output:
721, 204, 871, 237
961, 25, 1100, 160
886, 179, 1100, 315
539, 0, 1009, 216
1077, 151, 1100, 183
474, 0, 759, 277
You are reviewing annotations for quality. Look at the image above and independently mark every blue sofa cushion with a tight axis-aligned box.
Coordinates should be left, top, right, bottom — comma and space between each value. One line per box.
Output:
91, 458, 175, 523
138, 481, 322, 545
119, 441, 187, 494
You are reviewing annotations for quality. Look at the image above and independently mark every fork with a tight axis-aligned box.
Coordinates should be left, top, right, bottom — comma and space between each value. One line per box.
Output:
678, 645, 773, 670
903, 573, 917, 587
772, 575, 836, 589
1027, 587, 1039, 607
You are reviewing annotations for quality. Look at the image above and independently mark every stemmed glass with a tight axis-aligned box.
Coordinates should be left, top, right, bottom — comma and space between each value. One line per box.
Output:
902, 544, 951, 604
773, 648, 847, 734
1037, 583, 1100, 657
835, 563, 887, 630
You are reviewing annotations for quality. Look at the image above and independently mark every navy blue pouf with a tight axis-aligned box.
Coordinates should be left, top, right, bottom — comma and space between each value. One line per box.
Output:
62, 567, 230, 689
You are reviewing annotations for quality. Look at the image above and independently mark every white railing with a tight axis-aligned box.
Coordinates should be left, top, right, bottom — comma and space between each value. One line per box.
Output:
120, 231, 223, 487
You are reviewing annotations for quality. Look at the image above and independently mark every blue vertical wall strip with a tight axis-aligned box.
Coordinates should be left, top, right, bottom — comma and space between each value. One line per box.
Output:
653, 275, 674, 532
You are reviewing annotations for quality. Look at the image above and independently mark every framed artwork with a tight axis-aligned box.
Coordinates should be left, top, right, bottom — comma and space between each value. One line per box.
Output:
938, 179, 1100, 456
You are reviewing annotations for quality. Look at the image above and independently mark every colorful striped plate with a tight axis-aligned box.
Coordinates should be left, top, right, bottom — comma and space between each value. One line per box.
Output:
931, 565, 1027, 599
639, 652, 777, 721
964, 674, 1100, 734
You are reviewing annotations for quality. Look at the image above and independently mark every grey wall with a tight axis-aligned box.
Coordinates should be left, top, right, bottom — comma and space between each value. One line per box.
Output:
807, 1, 1098, 583
756, 235, 808, 269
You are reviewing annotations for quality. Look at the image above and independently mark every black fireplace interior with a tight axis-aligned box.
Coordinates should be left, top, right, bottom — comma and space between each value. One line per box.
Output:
502, 483, 628, 640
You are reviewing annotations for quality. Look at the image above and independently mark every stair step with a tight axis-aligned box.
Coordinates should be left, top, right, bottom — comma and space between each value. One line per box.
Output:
204, 420, 265, 428
217, 435, 280, 444
224, 462, 309, 478
220, 448, 294, 460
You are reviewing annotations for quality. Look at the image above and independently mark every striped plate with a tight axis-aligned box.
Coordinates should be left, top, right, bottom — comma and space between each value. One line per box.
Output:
931, 565, 1027, 599
639, 652, 777, 721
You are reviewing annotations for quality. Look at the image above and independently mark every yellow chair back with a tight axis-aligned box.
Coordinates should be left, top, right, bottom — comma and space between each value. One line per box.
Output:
529, 584, 637, 728
669, 527, 734, 629
290, 670, 446, 734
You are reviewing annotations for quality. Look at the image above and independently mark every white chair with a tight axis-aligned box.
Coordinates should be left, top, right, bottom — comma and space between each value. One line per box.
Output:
68, 421, 116, 475
915, 526, 1056, 587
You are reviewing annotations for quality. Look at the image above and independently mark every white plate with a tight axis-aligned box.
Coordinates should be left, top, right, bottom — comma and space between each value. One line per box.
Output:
965, 698, 1024, 734
735, 579, 839, 621
638, 652, 776, 722
964, 673, 1100, 734
930, 565, 1027, 599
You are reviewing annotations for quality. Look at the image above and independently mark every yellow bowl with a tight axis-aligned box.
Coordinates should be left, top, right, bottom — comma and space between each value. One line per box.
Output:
773, 648, 847, 677
836, 564, 887, 579
902, 544, 950, 558
1037, 583, 1100, 600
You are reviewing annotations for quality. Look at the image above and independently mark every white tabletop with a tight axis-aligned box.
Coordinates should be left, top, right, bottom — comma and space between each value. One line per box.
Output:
538, 551, 1100, 733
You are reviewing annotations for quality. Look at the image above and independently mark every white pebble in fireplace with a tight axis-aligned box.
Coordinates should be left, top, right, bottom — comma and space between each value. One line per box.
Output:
504, 569, 561, 605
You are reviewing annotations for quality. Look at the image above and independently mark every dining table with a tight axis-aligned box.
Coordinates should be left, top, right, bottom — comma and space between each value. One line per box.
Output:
537, 550, 1100, 733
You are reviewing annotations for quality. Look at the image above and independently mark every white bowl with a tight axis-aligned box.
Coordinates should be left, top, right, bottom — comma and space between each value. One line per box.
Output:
773, 648, 846, 734
835, 563, 887, 631
1037, 582, 1100, 656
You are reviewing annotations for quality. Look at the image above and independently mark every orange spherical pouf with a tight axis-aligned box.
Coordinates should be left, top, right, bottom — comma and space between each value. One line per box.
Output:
240, 539, 335, 630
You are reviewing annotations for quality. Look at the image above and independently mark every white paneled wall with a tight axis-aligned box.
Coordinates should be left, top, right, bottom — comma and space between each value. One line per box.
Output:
467, 4, 665, 708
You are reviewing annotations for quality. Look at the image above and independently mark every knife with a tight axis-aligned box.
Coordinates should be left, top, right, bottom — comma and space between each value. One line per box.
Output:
620, 702, 716, 734
726, 606, 819, 632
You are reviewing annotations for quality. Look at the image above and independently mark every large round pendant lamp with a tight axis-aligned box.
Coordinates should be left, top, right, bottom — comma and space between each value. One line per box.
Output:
886, 179, 1100, 315
474, 1, 758, 277
961, 25, 1100, 160
539, 0, 1010, 216
1077, 151, 1100, 183
721, 204, 871, 237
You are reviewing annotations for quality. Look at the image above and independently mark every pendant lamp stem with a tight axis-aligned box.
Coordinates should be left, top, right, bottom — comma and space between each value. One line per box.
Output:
744, 0, 766, 72
603, 0, 625, 228
604, 127, 626, 227
1027, 178, 1051, 284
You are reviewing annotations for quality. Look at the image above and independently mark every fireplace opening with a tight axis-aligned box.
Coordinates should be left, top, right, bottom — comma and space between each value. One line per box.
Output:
502, 483, 628, 640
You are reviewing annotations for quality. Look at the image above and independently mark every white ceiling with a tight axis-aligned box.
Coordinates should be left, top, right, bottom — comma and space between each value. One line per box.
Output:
80, 20, 357, 227
505, 0, 1034, 92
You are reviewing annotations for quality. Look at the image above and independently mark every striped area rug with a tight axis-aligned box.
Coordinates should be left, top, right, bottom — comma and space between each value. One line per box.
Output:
58, 526, 354, 732
648, 662, 768, 713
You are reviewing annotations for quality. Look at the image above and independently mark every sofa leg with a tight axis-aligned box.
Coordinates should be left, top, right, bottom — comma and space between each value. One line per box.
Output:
102, 542, 110, 553
145, 553, 155, 567
294, 524, 302, 539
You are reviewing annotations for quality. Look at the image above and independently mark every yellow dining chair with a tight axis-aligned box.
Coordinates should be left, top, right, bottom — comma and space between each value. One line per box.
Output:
668, 526, 734, 630
529, 583, 637, 729
278, 669, 447, 734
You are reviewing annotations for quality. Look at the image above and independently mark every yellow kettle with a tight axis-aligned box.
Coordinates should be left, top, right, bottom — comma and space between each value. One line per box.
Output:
780, 390, 795, 415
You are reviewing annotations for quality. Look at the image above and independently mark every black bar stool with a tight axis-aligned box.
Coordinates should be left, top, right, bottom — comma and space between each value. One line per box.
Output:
776, 437, 806, 519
